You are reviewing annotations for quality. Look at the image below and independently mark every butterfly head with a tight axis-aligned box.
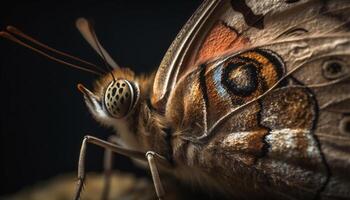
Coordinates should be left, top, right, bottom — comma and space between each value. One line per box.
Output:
77, 68, 147, 130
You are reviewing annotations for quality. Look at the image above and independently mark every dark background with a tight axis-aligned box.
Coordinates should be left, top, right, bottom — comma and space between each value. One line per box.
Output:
0, 0, 201, 196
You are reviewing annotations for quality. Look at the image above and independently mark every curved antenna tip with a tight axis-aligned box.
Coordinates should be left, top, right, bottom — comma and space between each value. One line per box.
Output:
75, 17, 88, 28
75, 17, 120, 70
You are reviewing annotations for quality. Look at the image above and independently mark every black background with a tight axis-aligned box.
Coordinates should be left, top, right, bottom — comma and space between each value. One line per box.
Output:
0, 0, 201, 195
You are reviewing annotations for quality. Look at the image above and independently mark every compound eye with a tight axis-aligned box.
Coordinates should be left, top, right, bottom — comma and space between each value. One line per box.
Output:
104, 79, 136, 118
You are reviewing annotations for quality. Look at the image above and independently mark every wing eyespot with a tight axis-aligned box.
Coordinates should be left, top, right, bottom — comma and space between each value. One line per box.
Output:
322, 59, 348, 80
223, 61, 258, 97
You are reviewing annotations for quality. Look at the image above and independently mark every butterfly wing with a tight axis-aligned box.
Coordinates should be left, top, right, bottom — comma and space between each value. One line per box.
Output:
152, 0, 328, 109
152, 0, 253, 109
159, 0, 350, 199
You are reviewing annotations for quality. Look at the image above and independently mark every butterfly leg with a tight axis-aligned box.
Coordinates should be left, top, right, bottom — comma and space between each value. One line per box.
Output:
146, 151, 169, 200
74, 135, 145, 200
101, 135, 119, 200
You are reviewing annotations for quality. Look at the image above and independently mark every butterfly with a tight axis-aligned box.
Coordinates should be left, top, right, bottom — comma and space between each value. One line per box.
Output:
1, 0, 349, 199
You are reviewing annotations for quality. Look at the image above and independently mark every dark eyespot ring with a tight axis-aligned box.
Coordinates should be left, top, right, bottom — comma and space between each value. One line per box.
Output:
340, 116, 350, 135
322, 60, 348, 80
222, 62, 258, 97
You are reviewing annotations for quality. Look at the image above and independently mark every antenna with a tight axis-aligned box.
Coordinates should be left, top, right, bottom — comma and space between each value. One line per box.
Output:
0, 30, 104, 75
6, 26, 105, 73
76, 18, 120, 70
87, 19, 117, 81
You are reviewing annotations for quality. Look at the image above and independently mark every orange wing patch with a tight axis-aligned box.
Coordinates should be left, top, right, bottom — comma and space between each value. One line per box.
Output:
196, 22, 249, 64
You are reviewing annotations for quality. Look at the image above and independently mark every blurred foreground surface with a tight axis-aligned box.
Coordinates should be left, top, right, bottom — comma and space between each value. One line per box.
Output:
4, 172, 155, 200
1, 173, 156, 200
3, 171, 216, 200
